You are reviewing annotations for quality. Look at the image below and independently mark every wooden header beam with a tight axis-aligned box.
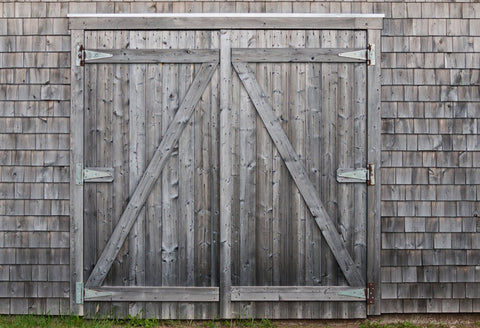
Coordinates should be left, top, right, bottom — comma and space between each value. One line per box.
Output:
68, 13, 384, 30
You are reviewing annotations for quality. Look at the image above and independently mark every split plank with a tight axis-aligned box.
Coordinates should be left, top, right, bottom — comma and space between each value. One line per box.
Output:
232, 48, 366, 63
85, 61, 218, 288
84, 49, 219, 64
84, 287, 219, 302
233, 61, 365, 287
231, 286, 366, 302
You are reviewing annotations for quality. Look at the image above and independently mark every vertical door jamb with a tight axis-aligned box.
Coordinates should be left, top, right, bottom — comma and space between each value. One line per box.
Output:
366, 28, 382, 316
219, 30, 233, 318
70, 29, 85, 316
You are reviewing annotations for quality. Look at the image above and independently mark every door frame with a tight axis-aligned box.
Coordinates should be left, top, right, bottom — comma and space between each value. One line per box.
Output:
69, 13, 383, 317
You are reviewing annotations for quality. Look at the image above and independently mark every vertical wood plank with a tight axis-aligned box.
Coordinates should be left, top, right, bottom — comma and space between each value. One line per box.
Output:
69, 28, 84, 316
321, 30, 338, 319
367, 29, 382, 316
305, 30, 322, 290
83, 31, 98, 297
219, 29, 232, 319
353, 29, 368, 319
145, 31, 163, 291
111, 30, 130, 319
207, 31, 221, 320
336, 30, 354, 319
161, 30, 180, 319
128, 30, 147, 318
96, 30, 114, 287
238, 30, 257, 287
177, 30, 195, 319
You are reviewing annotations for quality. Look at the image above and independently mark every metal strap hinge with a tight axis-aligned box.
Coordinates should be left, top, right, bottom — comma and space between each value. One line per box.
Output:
75, 283, 113, 303
338, 43, 375, 66
76, 46, 113, 66
336, 163, 375, 185
75, 282, 84, 304
83, 168, 114, 182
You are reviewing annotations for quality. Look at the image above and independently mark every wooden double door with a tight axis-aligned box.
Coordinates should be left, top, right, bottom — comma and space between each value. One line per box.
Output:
73, 26, 379, 319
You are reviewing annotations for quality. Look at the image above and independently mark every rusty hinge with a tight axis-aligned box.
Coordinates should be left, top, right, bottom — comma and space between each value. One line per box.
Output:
367, 163, 375, 186
367, 44, 375, 66
366, 282, 375, 304
76, 45, 85, 66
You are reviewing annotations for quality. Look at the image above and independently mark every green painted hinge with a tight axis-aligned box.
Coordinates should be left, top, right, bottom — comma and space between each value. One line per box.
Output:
338, 288, 366, 299
336, 164, 375, 186
75, 282, 84, 304
337, 283, 375, 304
75, 163, 114, 185
75, 282, 113, 304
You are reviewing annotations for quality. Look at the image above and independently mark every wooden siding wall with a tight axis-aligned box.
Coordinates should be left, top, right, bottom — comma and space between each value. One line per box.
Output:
0, 0, 478, 316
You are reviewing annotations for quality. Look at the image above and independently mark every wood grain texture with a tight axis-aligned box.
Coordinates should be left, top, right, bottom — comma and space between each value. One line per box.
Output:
85, 61, 218, 288
219, 29, 233, 319
233, 61, 365, 287
69, 29, 84, 316
69, 15, 384, 31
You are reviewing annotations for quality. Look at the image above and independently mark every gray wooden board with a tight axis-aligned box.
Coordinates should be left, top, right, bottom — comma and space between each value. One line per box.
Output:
232, 61, 365, 287
69, 15, 384, 31
231, 286, 366, 302
69, 28, 85, 316
83, 49, 219, 64
85, 61, 218, 288
84, 287, 219, 302
232, 48, 366, 63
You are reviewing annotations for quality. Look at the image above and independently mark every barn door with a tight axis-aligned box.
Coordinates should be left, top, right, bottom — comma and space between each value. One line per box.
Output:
79, 30, 222, 318
72, 26, 379, 320
225, 30, 372, 319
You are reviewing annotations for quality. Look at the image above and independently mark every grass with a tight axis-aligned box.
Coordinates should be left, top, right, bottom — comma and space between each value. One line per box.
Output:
0, 315, 278, 328
0, 316, 474, 328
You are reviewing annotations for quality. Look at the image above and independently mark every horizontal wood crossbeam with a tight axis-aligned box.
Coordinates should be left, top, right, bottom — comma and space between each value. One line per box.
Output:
231, 286, 366, 302
233, 61, 365, 287
85, 61, 218, 288
84, 49, 219, 64
232, 48, 366, 63
84, 287, 219, 302
68, 14, 384, 30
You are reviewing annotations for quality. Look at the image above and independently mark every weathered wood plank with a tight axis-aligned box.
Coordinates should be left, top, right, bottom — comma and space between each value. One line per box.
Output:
232, 48, 366, 63
69, 14, 384, 31
289, 31, 306, 289
85, 61, 218, 288
84, 49, 219, 64
305, 30, 323, 289
128, 30, 147, 295
231, 286, 366, 302
84, 287, 219, 302
353, 30, 368, 320
219, 29, 233, 319
96, 30, 115, 290
161, 30, 180, 319
233, 61, 365, 287
236, 30, 257, 287
144, 31, 163, 289
110, 30, 130, 318
69, 28, 84, 316
366, 29, 382, 316
177, 30, 195, 319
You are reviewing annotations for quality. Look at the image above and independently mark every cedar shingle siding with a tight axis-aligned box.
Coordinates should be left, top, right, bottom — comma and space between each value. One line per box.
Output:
0, 0, 479, 316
